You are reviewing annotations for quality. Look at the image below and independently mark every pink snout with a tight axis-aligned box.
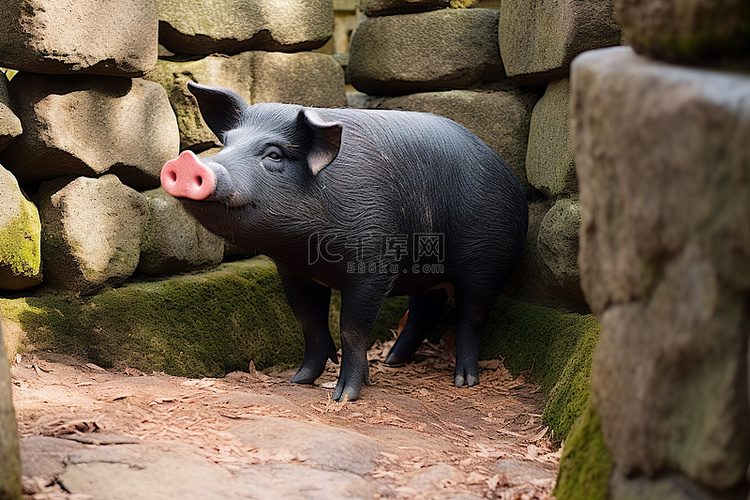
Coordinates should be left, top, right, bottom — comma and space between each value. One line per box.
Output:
161, 150, 216, 200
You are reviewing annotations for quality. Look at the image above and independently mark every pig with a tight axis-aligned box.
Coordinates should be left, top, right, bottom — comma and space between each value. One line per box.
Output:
161, 82, 528, 401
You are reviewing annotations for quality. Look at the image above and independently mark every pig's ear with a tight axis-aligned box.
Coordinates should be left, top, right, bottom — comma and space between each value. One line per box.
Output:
187, 82, 250, 141
296, 108, 342, 176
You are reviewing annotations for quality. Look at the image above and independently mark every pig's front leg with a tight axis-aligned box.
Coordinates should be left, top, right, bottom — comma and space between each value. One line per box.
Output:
278, 267, 338, 385
332, 282, 388, 402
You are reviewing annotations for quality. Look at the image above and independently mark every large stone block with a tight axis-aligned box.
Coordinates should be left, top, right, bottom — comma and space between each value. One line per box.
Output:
349, 88, 538, 193
0, 0, 158, 77
360, 0, 460, 16
0, 72, 21, 152
147, 51, 346, 151
573, 46, 750, 491
498, 0, 621, 84
0, 166, 42, 291
158, 0, 334, 56
574, 46, 750, 314
537, 197, 582, 301
0, 75, 178, 189
349, 9, 504, 95
615, 0, 750, 63
0, 324, 22, 500
526, 79, 577, 198
139, 188, 225, 276
38, 175, 148, 294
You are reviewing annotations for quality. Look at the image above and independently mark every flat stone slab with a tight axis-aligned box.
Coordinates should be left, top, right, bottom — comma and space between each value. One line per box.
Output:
498, 0, 621, 83
0, 0, 158, 76
158, 0, 334, 55
349, 8, 504, 95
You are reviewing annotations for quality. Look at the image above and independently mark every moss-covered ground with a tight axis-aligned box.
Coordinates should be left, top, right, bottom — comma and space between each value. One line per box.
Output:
479, 297, 600, 441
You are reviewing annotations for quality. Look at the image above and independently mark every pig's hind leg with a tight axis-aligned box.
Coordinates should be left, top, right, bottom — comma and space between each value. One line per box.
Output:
385, 290, 448, 365
279, 269, 338, 385
453, 287, 497, 388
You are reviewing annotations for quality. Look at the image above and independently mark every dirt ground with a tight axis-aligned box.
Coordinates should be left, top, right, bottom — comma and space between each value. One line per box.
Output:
11, 336, 560, 500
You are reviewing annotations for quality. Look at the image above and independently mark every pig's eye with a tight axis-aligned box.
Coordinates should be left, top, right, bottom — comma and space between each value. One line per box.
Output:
261, 146, 285, 172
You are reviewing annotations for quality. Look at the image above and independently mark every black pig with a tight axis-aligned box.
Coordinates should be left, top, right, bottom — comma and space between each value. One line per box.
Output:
161, 82, 528, 401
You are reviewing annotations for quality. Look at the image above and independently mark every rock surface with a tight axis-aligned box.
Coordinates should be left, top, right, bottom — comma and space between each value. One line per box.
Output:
526, 79, 577, 198
0, 0, 158, 76
0, 72, 22, 152
38, 175, 148, 294
349, 88, 539, 193
537, 197, 582, 301
0, 166, 42, 291
147, 51, 346, 151
349, 9, 504, 95
158, 0, 334, 55
139, 188, 225, 276
0, 324, 21, 500
498, 0, 621, 83
0, 75, 178, 189
573, 46, 750, 493
11, 350, 558, 500
360, 0, 454, 16
614, 0, 750, 63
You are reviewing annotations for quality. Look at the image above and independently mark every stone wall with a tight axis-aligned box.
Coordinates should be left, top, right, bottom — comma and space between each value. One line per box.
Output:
556, 1, 750, 498
0, 0, 346, 295
348, 0, 620, 311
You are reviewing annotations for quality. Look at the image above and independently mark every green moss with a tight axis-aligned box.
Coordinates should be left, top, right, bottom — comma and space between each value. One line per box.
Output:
553, 403, 612, 500
480, 296, 601, 440
0, 205, 42, 279
0, 257, 408, 378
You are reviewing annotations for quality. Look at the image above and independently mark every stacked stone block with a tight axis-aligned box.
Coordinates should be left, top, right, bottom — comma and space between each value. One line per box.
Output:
349, 0, 620, 310
564, 1, 750, 496
0, 0, 344, 294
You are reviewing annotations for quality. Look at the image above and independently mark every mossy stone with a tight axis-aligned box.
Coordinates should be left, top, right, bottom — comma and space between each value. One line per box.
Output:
553, 403, 612, 500
480, 296, 601, 440
0, 166, 42, 291
0, 257, 407, 378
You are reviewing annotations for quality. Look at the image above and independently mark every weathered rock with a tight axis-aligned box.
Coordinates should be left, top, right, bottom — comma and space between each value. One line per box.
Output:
61, 443, 234, 500
0, 0, 158, 77
146, 51, 346, 151
0, 324, 22, 500
360, 0, 454, 16
229, 417, 385, 475
0, 75, 178, 189
526, 79, 577, 198
573, 46, 750, 314
0, 166, 42, 291
574, 46, 750, 491
537, 197, 582, 301
38, 175, 148, 294
498, 0, 621, 83
349, 9, 504, 95
615, 0, 750, 63
158, 0, 334, 56
0, 72, 21, 152
139, 188, 225, 276
349, 88, 538, 194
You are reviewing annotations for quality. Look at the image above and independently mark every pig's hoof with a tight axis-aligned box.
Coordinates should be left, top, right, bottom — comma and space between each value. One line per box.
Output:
332, 377, 363, 402
290, 365, 322, 385
383, 350, 408, 366
454, 370, 479, 388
